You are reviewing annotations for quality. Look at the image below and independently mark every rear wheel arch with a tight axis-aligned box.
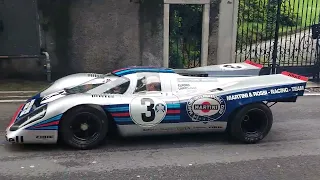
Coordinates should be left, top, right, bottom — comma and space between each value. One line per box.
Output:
226, 102, 270, 125
226, 102, 273, 143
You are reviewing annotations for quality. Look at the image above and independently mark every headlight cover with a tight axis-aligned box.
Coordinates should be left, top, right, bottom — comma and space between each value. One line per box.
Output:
9, 104, 47, 131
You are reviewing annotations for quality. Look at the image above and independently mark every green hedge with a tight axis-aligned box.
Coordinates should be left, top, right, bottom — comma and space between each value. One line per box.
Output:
237, 0, 320, 50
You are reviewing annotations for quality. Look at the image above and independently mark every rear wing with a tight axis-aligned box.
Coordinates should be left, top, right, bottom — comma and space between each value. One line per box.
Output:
174, 60, 263, 77
281, 71, 308, 82
269, 71, 308, 103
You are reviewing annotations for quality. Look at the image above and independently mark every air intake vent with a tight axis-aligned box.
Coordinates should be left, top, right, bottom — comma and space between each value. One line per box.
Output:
92, 94, 114, 98
87, 73, 104, 78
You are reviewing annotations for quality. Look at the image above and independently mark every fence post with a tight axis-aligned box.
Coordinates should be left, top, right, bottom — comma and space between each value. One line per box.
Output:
200, 3, 210, 66
217, 0, 238, 64
163, 3, 170, 68
271, 0, 281, 74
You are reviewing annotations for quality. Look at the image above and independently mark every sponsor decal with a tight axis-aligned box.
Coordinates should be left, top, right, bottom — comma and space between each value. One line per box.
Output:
281, 71, 308, 81
142, 125, 224, 132
226, 86, 305, 101
177, 78, 217, 82
186, 94, 226, 121
42, 90, 65, 101
143, 126, 191, 132
291, 86, 305, 92
5, 136, 24, 143
244, 60, 263, 68
36, 135, 53, 139
178, 84, 197, 90
19, 99, 36, 117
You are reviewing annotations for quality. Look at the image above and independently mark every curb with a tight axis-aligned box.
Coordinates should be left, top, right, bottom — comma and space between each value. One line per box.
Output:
0, 100, 26, 103
304, 93, 320, 96
0, 91, 37, 94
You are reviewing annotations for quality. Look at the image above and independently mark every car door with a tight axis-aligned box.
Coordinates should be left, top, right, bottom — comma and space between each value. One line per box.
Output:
128, 73, 180, 128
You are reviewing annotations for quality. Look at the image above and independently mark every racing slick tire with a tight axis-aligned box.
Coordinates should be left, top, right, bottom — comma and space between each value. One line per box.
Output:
59, 105, 108, 150
227, 103, 273, 144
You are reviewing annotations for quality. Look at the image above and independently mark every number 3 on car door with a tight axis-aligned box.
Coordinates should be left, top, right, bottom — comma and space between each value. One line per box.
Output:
129, 97, 167, 128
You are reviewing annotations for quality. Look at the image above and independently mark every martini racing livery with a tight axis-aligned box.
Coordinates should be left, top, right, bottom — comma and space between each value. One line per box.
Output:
29, 60, 263, 105
6, 63, 308, 149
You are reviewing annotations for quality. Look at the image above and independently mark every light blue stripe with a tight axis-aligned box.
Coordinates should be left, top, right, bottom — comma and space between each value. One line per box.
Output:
167, 104, 180, 108
116, 69, 174, 75
107, 107, 129, 112
32, 114, 63, 127
114, 118, 132, 122
163, 116, 180, 120
28, 126, 58, 130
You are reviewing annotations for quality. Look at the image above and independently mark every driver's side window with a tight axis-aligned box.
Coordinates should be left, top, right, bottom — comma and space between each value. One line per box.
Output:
134, 73, 162, 93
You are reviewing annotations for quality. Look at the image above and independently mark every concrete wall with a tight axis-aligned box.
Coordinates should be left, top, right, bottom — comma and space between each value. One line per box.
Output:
0, 0, 233, 81
50, 0, 165, 78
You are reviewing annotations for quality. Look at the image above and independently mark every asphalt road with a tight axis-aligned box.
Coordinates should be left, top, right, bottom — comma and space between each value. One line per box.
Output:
0, 97, 320, 180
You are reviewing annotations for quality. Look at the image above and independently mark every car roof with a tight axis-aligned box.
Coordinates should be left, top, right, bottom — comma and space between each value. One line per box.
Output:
112, 66, 175, 76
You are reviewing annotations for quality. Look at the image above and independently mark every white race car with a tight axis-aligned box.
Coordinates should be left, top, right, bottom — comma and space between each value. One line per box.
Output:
6, 63, 307, 150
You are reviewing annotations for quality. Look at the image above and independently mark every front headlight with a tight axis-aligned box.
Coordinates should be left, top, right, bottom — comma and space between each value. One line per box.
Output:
9, 104, 47, 131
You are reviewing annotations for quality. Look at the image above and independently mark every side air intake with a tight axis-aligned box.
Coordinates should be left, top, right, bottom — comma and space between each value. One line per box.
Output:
87, 73, 104, 78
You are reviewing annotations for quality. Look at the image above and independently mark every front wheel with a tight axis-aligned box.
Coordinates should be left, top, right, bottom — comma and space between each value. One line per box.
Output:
59, 105, 109, 150
228, 103, 273, 144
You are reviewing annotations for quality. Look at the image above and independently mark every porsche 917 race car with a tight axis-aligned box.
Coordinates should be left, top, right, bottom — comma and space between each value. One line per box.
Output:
30, 60, 263, 105
5, 64, 307, 150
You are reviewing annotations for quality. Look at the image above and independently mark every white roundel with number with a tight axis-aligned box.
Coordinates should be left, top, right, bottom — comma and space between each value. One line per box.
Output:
129, 97, 167, 127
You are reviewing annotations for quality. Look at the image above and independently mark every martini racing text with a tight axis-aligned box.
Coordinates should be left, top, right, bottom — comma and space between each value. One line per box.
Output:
226, 86, 305, 101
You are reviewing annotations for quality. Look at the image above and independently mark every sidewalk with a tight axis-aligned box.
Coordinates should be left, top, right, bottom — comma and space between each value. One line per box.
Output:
306, 81, 320, 88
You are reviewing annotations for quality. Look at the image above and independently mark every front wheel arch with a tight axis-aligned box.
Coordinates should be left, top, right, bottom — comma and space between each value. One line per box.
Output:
58, 104, 119, 138
57, 104, 116, 149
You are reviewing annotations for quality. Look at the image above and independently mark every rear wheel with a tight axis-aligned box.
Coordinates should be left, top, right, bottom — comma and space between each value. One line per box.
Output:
59, 105, 108, 150
228, 103, 273, 143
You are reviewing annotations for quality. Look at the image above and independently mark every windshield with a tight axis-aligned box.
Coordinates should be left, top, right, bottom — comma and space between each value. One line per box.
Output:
65, 83, 105, 94
65, 74, 115, 94
86, 77, 131, 94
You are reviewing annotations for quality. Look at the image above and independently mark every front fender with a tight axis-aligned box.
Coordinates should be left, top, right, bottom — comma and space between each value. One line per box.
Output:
44, 93, 123, 120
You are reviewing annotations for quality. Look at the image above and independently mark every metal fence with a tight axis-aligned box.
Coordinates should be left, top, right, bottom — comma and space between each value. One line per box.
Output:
169, 4, 203, 69
235, 0, 320, 76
